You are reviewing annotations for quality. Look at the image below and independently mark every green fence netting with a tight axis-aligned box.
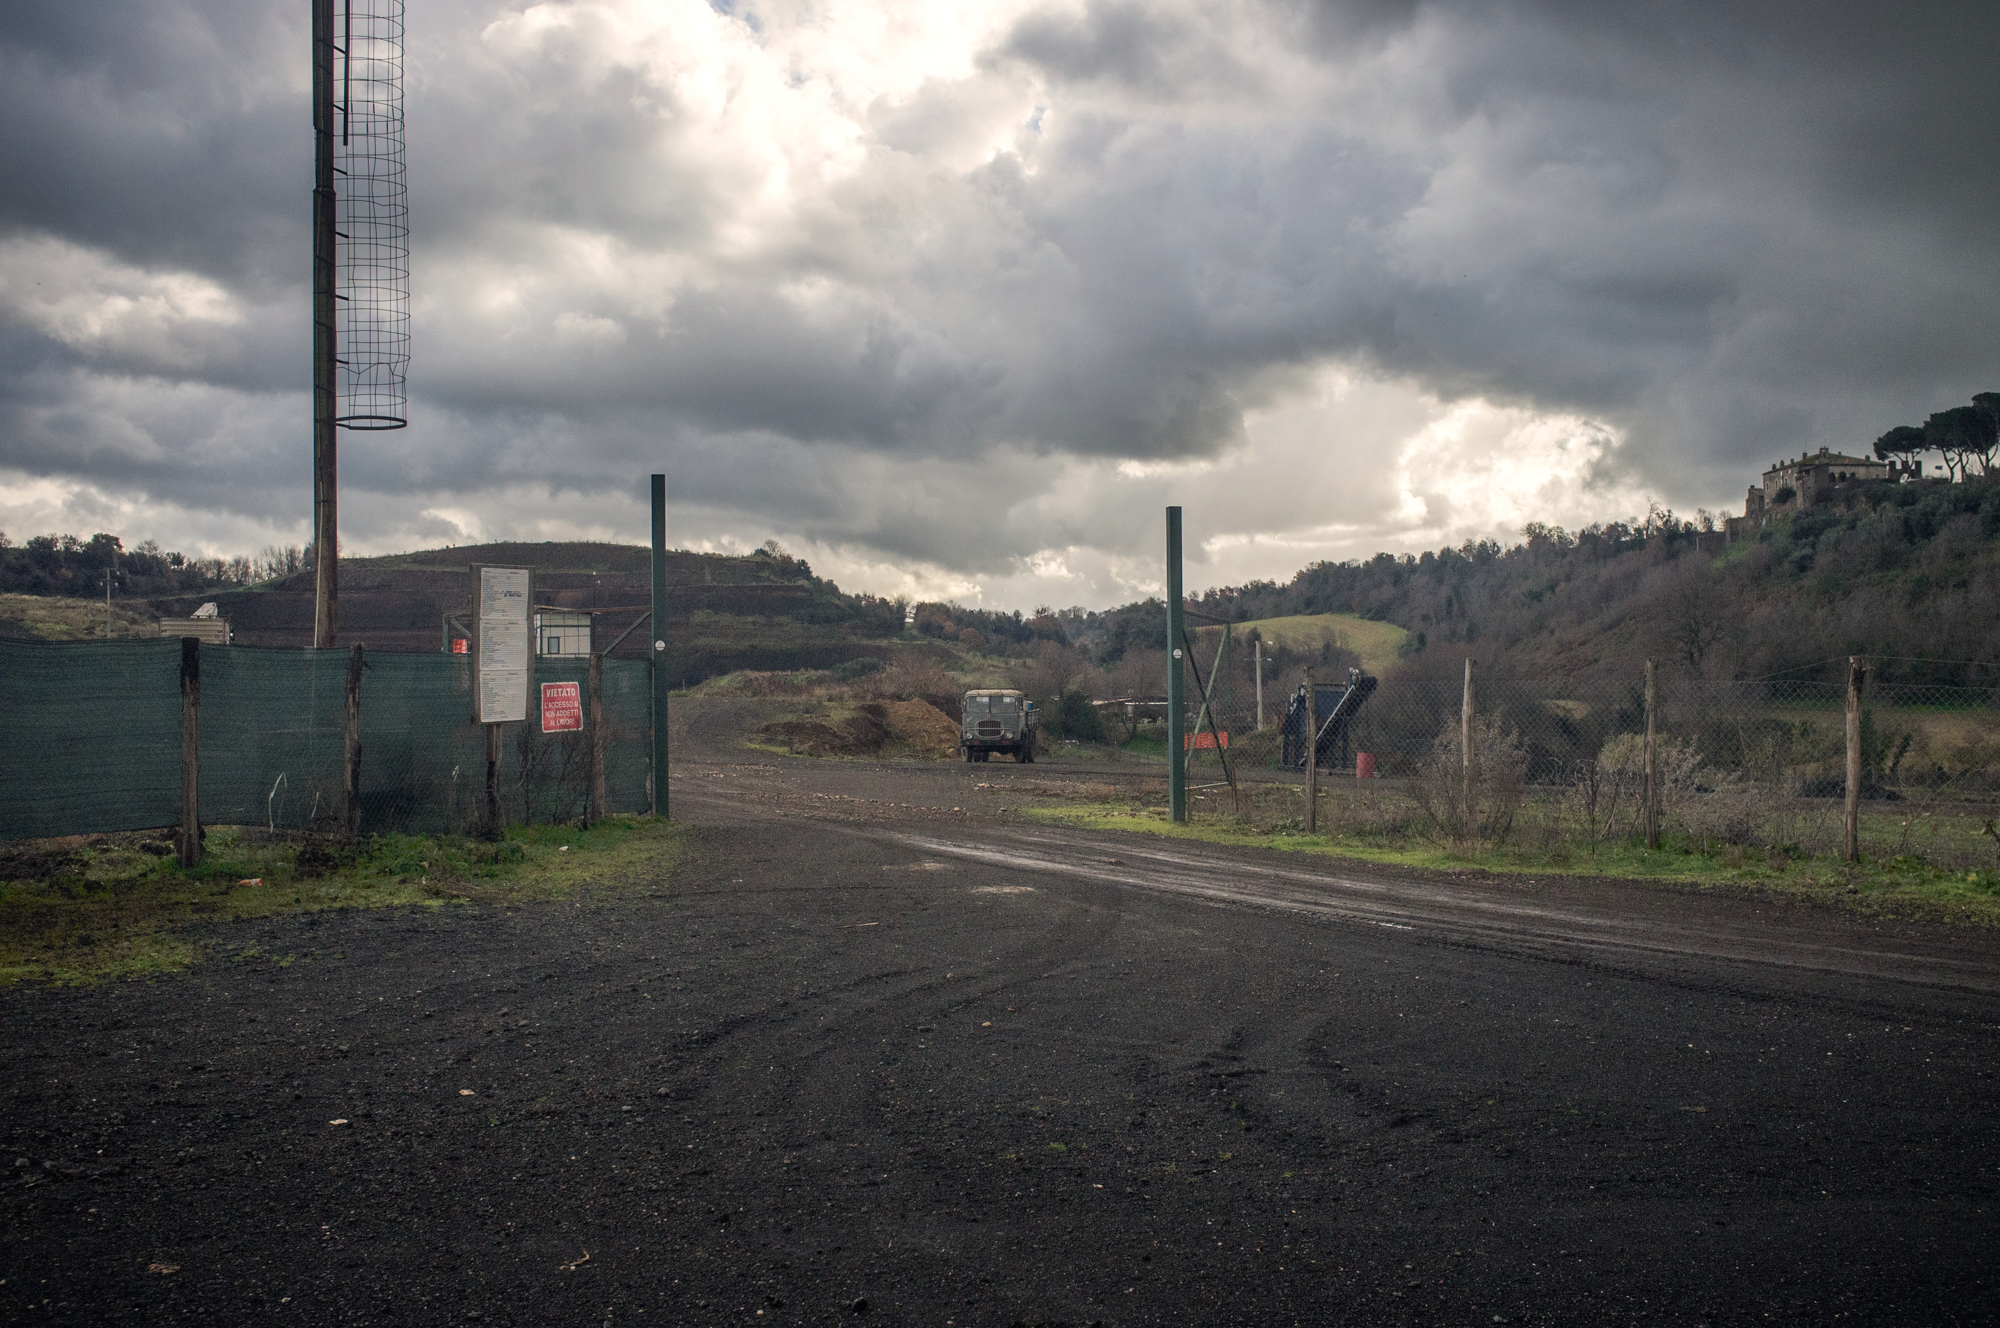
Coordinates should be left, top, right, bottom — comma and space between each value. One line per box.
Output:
0, 639, 655, 840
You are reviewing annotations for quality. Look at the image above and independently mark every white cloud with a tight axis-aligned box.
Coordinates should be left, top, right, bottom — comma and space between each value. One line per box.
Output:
0, 235, 245, 372
3, 0, 1996, 611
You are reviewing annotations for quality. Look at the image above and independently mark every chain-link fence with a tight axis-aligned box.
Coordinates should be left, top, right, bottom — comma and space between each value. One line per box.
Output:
1136, 657, 2000, 866
1160, 671, 2000, 794
1, 639, 654, 841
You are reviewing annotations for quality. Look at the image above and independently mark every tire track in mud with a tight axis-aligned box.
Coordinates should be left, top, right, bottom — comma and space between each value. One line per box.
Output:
861, 826, 2000, 999
674, 763, 2000, 1000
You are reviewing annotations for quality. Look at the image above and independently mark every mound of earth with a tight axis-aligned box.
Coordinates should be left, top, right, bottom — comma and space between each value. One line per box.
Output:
756, 700, 960, 759
876, 699, 960, 758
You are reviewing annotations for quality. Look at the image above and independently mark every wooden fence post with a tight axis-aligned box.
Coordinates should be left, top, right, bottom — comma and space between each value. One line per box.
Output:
1845, 656, 1865, 862
588, 651, 608, 822
344, 643, 363, 838
178, 637, 201, 868
1644, 658, 1660, 850
484, 722, 502, 838
1461, 657, 1475, 819
1303, 666, 1317, 835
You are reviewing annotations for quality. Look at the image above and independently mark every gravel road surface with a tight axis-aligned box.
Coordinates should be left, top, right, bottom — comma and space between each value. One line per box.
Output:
4, 740, 1998, 1325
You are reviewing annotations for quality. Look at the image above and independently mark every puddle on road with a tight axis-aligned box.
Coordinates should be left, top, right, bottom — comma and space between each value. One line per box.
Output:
969, 885, 1036, 895
883, 861, 951, 872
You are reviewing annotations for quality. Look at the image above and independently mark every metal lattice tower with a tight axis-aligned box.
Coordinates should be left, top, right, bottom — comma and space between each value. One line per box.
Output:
335, 0, 409, 430
313, 0, 407, 648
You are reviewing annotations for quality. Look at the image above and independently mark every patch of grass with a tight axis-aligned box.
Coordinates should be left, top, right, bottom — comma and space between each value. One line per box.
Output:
1016, 791, 2000, 926
0, 593, 159, 641
0, 816, 685, 986
1208, 613, 1410, 677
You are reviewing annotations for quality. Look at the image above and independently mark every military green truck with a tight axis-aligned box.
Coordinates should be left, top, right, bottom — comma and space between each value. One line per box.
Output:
960, 688, 1039, 762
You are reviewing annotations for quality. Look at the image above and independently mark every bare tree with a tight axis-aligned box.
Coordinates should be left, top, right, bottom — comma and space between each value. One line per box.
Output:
1662, 564, 1731, 674
1012, 640, 1093, 712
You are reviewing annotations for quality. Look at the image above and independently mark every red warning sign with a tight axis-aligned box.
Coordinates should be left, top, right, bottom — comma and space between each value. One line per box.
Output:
540, 681, 583, 733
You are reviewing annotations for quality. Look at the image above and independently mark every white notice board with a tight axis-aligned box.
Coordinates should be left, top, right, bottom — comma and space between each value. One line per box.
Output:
472, 565, 532, 723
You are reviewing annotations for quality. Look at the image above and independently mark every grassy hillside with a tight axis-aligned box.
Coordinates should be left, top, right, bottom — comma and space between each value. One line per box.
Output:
1144, 475, 2000, 686
0, 594, 160, 641
1223, 613, 1408, 677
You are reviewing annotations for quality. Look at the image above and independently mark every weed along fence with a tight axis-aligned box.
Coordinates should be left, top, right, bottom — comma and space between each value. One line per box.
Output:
1156, 654, 2000, 867
1172, 668, 2000, 794
0, 637, 655, 846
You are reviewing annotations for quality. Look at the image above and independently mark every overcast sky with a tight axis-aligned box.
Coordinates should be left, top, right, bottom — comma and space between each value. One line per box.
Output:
2, 0, 1996, 608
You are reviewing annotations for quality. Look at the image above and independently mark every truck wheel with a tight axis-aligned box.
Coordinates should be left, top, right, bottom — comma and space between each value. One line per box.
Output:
963, 747, 974, 763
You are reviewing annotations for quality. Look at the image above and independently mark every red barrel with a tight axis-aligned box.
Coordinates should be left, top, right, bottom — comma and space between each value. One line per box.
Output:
1355, 752, 1376, 779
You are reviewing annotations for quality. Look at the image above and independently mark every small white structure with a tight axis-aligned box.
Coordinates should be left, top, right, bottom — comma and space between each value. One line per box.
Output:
535, 610, 593, 658
162, 605, 230, 644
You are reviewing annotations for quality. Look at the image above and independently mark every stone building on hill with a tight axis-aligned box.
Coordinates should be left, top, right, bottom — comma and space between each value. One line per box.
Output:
1727, 447, 1921, 539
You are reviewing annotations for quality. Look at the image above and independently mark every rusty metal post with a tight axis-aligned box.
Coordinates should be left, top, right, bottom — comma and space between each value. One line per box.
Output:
1845, 657, 1865, 862
178, 638, 201, 868
344, 643, 364, 837
650, 474, 670, 819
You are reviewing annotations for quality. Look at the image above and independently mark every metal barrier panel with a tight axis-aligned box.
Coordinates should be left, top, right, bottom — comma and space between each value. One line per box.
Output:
0, 639, 186, 839
1, 643, 658, 840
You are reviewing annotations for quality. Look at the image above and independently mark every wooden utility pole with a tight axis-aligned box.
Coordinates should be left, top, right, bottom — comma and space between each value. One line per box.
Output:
1643, 658, 1660, 850
1251, 640, 1272, 731
344, 644, 364, 837
1303, 665, 1317, 835
588, 650, 608, 821
1845, 656, 1865, 862
178, 638, 201, 868
311, 0, 340, 649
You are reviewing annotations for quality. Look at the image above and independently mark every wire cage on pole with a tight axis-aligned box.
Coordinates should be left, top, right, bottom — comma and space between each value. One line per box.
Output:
334, 0, 408, 431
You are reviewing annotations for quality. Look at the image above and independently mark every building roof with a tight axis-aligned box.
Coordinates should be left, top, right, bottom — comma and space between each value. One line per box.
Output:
1766, 449, 1880, 470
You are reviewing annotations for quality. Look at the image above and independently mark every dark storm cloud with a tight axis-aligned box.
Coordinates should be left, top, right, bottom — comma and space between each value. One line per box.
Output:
2, 0, 1996, 584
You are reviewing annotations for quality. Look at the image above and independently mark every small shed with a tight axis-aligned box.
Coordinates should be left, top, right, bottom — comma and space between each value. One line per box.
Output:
535, 610, 593, 659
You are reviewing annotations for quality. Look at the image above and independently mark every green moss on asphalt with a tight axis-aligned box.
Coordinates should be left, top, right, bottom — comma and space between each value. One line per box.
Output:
0, 816, 686, 986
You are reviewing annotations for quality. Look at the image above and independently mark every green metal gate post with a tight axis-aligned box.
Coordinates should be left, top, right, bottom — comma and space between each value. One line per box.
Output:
1166, 506, 1186, 823
650, 474, 670, 819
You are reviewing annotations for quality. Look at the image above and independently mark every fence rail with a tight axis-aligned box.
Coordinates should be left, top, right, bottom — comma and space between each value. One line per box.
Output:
1, 638, 654, 841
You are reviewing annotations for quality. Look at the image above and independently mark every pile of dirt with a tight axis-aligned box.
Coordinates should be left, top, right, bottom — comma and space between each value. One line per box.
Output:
757, 720, 853, 757
755, 700, 960, 759
878, 699, 961, 758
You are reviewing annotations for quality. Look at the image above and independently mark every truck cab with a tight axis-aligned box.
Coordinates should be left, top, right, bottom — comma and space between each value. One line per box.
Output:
961, 689, 1038, 762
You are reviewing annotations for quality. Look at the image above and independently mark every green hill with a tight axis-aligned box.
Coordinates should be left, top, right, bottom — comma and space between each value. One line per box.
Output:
1224, 614, 1408, 677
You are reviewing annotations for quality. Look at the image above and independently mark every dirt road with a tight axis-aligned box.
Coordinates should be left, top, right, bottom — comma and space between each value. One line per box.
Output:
4, 744, 1998, 1325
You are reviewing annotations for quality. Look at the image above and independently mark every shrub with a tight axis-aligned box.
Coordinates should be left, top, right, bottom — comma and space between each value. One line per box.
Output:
833, 656, 886, 681
1056, 690, 1105, 742
1412, 715, 1528, 850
